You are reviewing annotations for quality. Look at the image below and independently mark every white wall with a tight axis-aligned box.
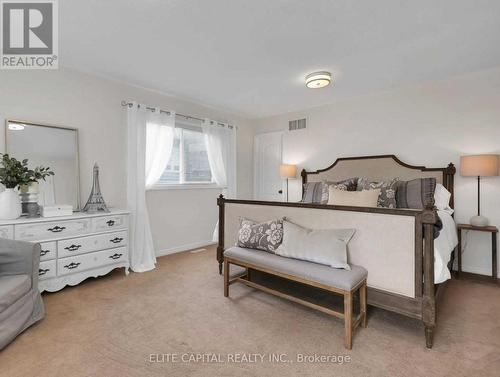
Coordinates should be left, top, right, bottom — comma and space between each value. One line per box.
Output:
253, 67, 500, 277
0, 68, 254, 254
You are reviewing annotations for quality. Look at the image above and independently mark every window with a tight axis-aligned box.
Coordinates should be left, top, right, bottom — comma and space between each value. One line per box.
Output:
157, 127, 214, 186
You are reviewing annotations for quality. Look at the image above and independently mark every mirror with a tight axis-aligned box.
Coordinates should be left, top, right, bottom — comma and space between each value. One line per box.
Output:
5, 120, 80, 211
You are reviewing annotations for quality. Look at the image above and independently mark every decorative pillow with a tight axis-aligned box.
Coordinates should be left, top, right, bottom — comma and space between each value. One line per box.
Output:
328, 187, 380, 207
357, 177, 398, 208
326, 177, 358, 192
301, 182, 329, 204
237, 218, 283, 253
396, 178, 437, 209
301, 178, 358, 204
275, 220, 355, 270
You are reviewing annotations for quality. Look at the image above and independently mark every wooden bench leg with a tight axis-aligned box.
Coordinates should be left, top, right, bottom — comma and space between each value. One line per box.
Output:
224, 259, 229, 297
360, 280, 367, 328
344, 291, 353, 350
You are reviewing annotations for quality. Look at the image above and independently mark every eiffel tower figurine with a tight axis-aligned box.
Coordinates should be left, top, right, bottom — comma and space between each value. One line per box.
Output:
82, 163, 110, 213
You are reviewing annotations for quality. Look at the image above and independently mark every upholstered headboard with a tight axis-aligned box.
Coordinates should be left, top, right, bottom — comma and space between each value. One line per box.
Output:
301, 155, 456, 207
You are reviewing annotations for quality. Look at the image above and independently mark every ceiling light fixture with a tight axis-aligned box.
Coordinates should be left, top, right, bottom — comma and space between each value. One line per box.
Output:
8, 123, 25, 131
305, 71, 332, 89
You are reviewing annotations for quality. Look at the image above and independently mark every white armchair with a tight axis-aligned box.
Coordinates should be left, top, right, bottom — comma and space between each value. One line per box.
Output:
0, 238, 45, 350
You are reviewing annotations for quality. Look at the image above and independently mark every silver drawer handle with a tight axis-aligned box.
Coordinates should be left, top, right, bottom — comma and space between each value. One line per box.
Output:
64, 244, 82, 252
39, 268, 50, 276
40, 249, 50, 256
108, 253, 123, 260
106, 220, 115, 226
110, 237, 123, 244
63, 262, 81, 270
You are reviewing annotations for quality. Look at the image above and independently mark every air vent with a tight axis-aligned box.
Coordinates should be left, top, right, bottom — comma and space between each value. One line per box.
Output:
289, 118, 306, 131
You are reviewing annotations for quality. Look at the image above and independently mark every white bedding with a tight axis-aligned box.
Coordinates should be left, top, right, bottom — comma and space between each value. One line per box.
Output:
434, 210, 458, 284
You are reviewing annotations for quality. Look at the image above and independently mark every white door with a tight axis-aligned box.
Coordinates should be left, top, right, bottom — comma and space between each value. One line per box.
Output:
254, 131, 284, 201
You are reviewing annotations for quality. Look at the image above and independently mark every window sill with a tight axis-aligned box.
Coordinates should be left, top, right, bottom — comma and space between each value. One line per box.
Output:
148, 184, 224, 191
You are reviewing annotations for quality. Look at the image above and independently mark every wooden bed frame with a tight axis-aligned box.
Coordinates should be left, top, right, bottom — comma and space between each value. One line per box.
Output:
217, 155, 456, 348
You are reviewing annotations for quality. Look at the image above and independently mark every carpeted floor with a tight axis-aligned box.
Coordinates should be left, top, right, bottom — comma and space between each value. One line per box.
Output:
1, 246, 499, 377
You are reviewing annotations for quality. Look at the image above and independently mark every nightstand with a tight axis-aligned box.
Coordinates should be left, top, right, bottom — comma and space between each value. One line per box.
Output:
456, 224, 498, 280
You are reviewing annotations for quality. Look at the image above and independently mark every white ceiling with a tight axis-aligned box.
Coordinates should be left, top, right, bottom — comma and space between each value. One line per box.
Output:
61, 0, 500, 118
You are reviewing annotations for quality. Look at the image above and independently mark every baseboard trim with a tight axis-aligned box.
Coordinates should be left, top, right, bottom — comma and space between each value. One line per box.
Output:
156, 240, 216, 257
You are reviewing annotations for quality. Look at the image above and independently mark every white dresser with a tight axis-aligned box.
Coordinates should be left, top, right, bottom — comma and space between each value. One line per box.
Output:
0, 209, 130, 292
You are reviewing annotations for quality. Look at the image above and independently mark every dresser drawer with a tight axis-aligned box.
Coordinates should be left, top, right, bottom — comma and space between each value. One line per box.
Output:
39, 260, 56, 280
15, 219, 91, 241
58, 247, 127, 276
0, 225, 13, 239
58, 231, 128, 258
92, 215, 128, 232
40, 241, 57, 261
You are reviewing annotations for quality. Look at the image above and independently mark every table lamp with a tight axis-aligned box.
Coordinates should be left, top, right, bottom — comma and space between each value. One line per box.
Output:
280, 164, 297, 202
460, 154, 499, 227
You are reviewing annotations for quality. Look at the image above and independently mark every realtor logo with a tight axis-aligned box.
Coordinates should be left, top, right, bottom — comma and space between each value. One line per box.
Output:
1, 0, 58, 69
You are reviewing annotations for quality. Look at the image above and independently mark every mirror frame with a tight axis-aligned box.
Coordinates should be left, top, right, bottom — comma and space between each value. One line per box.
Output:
5, 119, 81, 211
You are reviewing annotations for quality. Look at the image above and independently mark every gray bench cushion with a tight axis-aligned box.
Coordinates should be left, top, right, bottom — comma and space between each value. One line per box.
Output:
224, 247, 367, 291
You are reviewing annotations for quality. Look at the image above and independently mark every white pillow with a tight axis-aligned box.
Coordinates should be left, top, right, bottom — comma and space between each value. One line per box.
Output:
434, 183, 454, 214
275, 220, 355, 270
328, 187, 381, 207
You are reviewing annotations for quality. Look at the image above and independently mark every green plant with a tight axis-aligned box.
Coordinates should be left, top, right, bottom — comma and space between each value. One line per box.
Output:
27, 166, 55, 183
0, 154, 54, 189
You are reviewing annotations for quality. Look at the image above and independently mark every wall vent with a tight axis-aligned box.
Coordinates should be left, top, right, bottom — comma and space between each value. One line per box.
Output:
288, 118, 306, 131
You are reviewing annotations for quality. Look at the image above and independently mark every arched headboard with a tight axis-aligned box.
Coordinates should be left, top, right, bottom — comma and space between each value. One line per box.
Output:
301, 155, 456, 207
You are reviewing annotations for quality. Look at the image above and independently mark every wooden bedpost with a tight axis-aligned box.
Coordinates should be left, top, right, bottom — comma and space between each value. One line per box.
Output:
422, 206, 437, 349
444, 163, 456, 209
217, 194, 225, 275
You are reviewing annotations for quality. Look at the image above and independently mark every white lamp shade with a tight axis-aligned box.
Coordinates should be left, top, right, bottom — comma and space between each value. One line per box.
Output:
280, 164, 297, 179
460, 154, 500, 177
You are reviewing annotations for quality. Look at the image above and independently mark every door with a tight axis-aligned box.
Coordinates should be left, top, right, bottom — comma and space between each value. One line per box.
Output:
254, 131, 284, 201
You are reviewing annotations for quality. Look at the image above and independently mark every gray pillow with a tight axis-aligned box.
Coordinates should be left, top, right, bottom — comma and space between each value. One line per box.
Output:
301, 182, 329, 204
357, 177, 398, 208
326, 177, 358, 192
302, 178, 358, 204
275, 220, 355, 270
396, 178, 437, 209
237, 218, 283, 253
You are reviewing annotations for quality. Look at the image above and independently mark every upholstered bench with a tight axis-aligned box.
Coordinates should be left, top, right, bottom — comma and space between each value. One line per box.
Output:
223, 246, 368, 349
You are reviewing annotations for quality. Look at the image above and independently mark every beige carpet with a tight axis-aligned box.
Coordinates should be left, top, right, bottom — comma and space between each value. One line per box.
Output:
1, 246, 499, 377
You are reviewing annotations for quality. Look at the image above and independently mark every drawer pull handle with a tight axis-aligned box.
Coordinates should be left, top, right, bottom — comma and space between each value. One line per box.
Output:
40, 249, 50, 256
39, 268, 50, 276
108, 253, 123, 260
64, 262, 81, 270
106, 220, 115, 226
64, 244, 82, 251
48, 226, 66, 233
110, 237, 123, 244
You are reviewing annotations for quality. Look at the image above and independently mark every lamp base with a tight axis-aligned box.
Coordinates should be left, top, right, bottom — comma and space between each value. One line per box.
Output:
470, 215, 489, 227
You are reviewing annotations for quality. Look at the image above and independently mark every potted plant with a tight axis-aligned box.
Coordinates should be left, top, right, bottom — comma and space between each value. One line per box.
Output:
0, 154, 54, 219
20, 165, 55, 217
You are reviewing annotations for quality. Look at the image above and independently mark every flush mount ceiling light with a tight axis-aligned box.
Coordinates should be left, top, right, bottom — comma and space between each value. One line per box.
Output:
8, 123, 25, 131
305, 71, 332, 89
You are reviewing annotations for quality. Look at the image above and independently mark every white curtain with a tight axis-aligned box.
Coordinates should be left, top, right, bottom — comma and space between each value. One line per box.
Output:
202, 119, 237, 241
145, 111, 175, 188
202, 118, 237, 198
127, 103, 175, 272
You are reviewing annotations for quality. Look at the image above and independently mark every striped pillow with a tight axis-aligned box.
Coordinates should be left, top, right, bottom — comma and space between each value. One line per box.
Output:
396, 178, 437, 209
301, 178, 358, 204
301, 182, 329, 204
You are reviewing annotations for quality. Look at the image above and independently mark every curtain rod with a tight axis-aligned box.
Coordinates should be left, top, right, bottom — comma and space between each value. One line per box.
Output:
121, 101, 235, 129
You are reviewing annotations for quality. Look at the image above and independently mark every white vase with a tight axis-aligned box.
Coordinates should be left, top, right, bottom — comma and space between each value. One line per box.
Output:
0, 189, 22, 219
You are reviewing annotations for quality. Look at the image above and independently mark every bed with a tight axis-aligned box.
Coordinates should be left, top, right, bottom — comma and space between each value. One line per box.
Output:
216, 155, 457, 348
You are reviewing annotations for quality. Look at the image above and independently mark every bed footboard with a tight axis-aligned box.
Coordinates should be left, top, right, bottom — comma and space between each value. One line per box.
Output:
217, 196, 438, 348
